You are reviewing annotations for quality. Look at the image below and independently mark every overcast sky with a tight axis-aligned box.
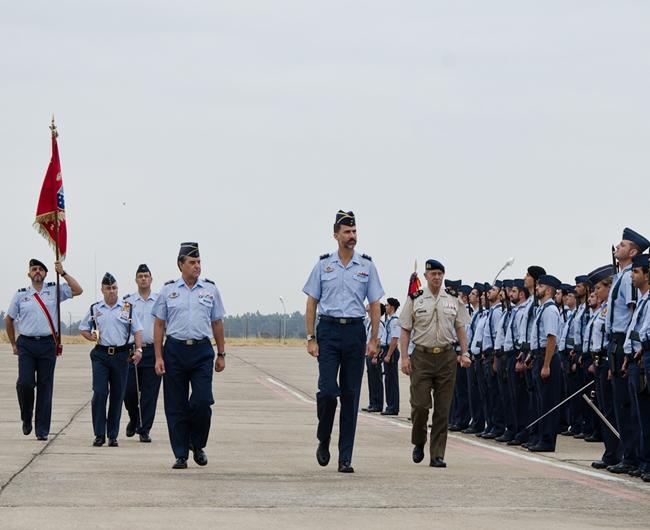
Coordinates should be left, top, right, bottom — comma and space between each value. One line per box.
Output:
2, 1, 649, 320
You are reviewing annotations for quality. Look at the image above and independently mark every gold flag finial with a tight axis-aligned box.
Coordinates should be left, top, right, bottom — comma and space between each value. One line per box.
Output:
49, 115, 58, 138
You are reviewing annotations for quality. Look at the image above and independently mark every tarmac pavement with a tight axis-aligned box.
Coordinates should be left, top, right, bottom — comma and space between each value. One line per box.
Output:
1, 344, 648, 529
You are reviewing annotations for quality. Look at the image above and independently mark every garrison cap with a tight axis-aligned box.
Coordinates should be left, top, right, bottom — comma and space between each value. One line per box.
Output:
459, 285, 472, 296
538, 275, 561, 289
386, 297, 400, 310
29, 258, 48, 273
494, 280, 503, 289
632, 254, 650, 269
473, 282, 484, 293
444, 279, 462, 290
559, 283, 576, 294
513, 279, 525, 289
483, 282, 492, 292
527, 266, 546, 281
102, 272, 117, 285
622, 227, 650, 252
335, 210, 355, 227
575, 275, 592, 286
587, 265, 615, 286
503, 279, 514, 289
425, 259, 445, 273
136, 264, 151, 274
178, 242, 200, 259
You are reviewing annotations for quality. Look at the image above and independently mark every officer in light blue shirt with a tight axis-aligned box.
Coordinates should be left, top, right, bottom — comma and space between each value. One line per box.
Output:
79, 273, 143, 447
304, 210, 384, 474
528, 274, 562, 452
152, 242, 226, 470
122, 264, 161, 443
480, 282, 504, 439
606, 228, 649, 474
382, 297, 402, 416
362, 304, 386, 413
5, 258, 83, 441
466, 283, 487, 435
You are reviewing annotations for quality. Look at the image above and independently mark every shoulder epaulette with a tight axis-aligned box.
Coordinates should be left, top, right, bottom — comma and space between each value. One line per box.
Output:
46, 282, 56, 287
164, 279, 175, 285
18, 287, 27, 292
204, 278, 215, 285
361, 253, 372, 261
409, 289, 423, 300
122, 294, 130, 300
320, 253, 330, 260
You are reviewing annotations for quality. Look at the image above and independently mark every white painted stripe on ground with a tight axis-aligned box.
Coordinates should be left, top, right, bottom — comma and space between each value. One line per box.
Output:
266, 377, 314, 404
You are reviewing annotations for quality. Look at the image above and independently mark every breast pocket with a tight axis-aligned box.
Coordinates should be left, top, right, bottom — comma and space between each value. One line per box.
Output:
198, 296, 214, 309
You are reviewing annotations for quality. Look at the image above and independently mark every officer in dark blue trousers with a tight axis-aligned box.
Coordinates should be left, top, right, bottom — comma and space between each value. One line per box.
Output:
80, 273, 143, 447
303, 210, 384, 474
464, 283, 486, 435
5, 258, 82, 441
449, 285, 471, 431
152, 242, 226, 470
382, 297, 401, 416
123, 264, 161, 443
361, 303, 385, 412
528, 274, 562, 452
606, 227, 649, 474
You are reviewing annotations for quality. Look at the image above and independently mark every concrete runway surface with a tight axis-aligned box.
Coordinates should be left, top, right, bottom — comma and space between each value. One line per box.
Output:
1, 344, 648, 529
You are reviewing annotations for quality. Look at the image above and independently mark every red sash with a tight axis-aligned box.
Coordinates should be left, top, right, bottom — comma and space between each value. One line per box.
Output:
33, 292, 63, 354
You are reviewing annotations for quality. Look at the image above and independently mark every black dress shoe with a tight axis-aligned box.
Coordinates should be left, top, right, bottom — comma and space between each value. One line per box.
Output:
448, 424, 461, 431
591, 460, 609, 469
482, 432, 499, 440
172, 457, 188, 469
108, 438, 119, 447
476, 430, 489, 438
642, 473, 650, 482
507, 439, 523, 446
126, 420, 136, 438
365, 407, 382, 413
381, 410, 399, 416
190, 445, 208, 466
93, 436, 105, 447
607, 462, 635, 474
573, 432, 586, 439
338, 461, 354, 473
22, 421, 32, 436
628, 468, 642, 477
412, 444, 425, 463
584, 434, 602, 443
462, 427, 481, 435
495, 434, 513, 443
316, 440, 330, 467
528, 444, 554, 452
430, 457, 447, 468
139, 433, 152, 443
559, 430, 573, 436
36, 435, 48, 441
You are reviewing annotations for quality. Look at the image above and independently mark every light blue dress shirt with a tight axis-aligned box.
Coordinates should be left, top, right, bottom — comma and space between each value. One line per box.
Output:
503, 304, 522, 352
386, 315, 401, 343
624, 291, 649, 354
529, 300, 560, 350
470, 311, 488, 356
303, 251, 384, 318
124, 291, 158, 344
517, 296, 536, 346
482, 305, 503, 351
586, 304, 608, 352
558, 309, 576, 350
79, 299, 143, 346
606, 265, 635, 334
573, 303, 588, 349
152, 278, 225, 340
494, 309, 509, 350
7, 283, 73, 336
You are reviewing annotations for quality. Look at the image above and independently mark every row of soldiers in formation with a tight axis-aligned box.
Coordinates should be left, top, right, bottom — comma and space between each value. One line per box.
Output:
441, 228, 649, 482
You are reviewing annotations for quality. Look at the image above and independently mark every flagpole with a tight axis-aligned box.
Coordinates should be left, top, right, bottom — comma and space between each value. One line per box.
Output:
50, 116, 62, 355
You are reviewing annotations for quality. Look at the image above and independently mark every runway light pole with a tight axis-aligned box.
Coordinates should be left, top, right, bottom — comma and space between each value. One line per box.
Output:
279, 296, 287, 343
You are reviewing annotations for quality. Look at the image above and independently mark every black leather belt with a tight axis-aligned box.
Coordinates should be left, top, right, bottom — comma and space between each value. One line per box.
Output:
532, 348, 546, 358
96, 344, 131, 355
319, 315, 364, 325
21, 335, 54, 341
166, 336, 211, 346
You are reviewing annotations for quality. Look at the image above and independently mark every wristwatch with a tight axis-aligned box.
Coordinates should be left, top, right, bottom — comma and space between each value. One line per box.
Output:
306, 334, 316, 341
217, 352, 226, 357
135, 348, 143, 353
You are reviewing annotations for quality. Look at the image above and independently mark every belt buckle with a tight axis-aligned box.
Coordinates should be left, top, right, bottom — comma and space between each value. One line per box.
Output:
340, 318, 348, 325
107, 347, 116, 355
186, 339, 195, 346
432, 347, 442, 354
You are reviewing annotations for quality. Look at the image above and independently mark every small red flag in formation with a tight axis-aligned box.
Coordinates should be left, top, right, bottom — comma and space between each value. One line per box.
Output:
407, 260, 421, 298
34, 118, 67, 260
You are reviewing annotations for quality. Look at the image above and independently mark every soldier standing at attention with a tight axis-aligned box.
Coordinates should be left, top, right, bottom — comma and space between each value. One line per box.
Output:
152, 242, 226, 470
79, 273, 143, 447
5, 258, 82, 440
303, 210, 384, 474
123, 264, 161, 443
400, 259, 471, 468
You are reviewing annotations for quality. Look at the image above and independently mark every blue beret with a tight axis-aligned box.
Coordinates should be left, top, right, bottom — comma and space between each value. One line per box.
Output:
632, 254, 650, 269
538, 275, 561, 289
483, 282, 492, 291
622, 227, 650, 252
178, 242, 200, 259
444, 279, 462, 290
574, 275, 591, 286
527, 266, 546, 281
502, 279, 514, 289
588, 265, 615, 286
335, 210, 355, 227
513, 279, 525, 289
459, 285, 472, 296
494, 280, 503, 289
102, 272, 117, 285
136, 263, 150, 274
473, 282, 484, 293
425, 259, 445, 273
559, 283, 576, 294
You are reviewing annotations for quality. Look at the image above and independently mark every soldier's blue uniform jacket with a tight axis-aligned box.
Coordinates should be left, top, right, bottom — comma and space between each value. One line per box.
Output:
606, 265, 635, 334
586, 304, 608, 352
482, 305, 503, 351
79, 299, 143, 345
152, 278, 225, 339
624, 292, 649, 354
8, 283, 73, 336
124, 291, 158, 344
303, 251, 384, 316
517, 296, 536, 347
558, 309, 576, 351
469, 311, 487, 356
503, 304, 523, 351
529, 300, 560, 350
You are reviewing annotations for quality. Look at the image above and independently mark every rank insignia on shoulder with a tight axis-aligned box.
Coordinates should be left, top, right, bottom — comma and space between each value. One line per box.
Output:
204, 278, 215, 285
18, 287, 27, 292
46, 282, 56, 287
361, 253, 372, 261
164, 279, 175, 285
409, 289, 423, 300
320, 253, 331, 260
122, 294, 130, 300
